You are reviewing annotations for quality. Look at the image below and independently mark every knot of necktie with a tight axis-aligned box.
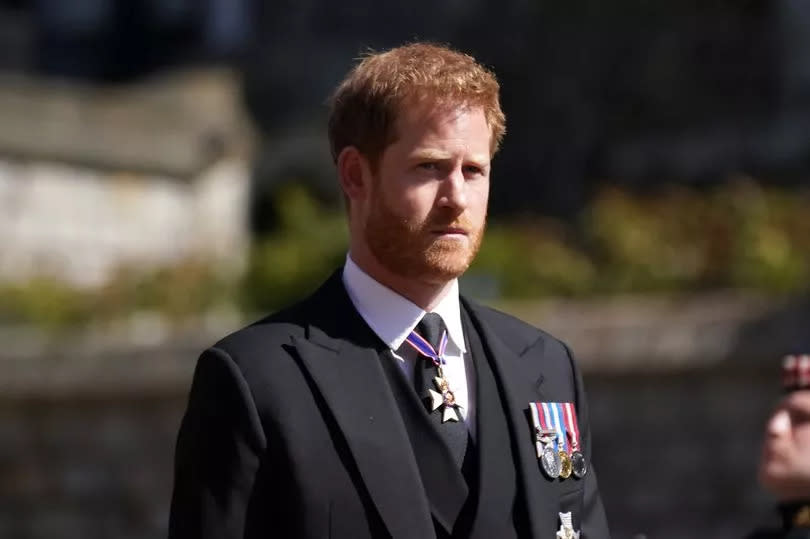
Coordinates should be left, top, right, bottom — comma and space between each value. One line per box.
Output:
415, 312, 447, 352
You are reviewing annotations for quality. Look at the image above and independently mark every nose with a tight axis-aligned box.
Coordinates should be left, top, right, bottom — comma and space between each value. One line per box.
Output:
766, 408, 791, 437
437, 167, 468, 212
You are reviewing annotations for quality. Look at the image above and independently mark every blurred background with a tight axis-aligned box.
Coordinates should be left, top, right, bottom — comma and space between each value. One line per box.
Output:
1, 1, 809, 537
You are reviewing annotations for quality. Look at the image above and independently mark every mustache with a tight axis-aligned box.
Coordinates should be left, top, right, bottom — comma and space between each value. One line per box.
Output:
425, 213, 477, 231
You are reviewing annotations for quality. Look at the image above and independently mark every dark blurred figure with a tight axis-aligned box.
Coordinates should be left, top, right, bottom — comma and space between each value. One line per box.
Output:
749, 355, 810, 538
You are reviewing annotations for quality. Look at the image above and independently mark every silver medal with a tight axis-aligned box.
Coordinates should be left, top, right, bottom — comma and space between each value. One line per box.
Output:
541, 444, 561, 479
571, 451, 587, 479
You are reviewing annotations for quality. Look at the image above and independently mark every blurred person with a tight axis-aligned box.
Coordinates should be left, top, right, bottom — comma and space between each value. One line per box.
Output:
750, 355, 810, 538
169, 42, 609, 539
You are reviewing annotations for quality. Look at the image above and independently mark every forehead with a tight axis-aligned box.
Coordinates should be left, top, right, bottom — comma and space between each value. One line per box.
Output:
394, 98, 488, 138
391, 103, 492, 156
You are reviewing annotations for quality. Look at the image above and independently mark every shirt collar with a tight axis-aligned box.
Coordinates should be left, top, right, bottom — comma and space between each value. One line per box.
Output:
342, 254, 466, 354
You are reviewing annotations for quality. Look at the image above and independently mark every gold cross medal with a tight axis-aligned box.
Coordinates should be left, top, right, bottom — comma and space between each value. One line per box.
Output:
429, 371, 461, 423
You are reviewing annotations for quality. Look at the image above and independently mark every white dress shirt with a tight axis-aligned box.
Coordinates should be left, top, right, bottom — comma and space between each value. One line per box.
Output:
342, 255, 475, 437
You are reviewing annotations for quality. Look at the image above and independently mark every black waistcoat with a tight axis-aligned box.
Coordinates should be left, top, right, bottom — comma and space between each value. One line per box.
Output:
378, 304, 526, 539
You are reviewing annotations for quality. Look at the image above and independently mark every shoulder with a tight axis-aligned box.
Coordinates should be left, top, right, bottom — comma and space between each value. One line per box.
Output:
211, 268, 345, 357
203, 292, 321, 376
217, 303, 308, 351
462, 296, 573, 360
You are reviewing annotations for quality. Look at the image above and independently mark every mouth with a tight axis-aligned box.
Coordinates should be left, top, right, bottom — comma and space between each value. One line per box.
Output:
762, 442, 788, 464
432, 227, 469, 237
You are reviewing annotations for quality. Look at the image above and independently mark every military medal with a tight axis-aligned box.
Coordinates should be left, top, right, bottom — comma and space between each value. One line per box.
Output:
405, 328, 461, 423
530, 402, 561, 479
542, 442, 561, 479
563, 402, 587, 479
550, 403, 572, 479
559, 451, 572, 479
540, 403, 563, 479
556, 511, 580, 539
429, 373, 460, 422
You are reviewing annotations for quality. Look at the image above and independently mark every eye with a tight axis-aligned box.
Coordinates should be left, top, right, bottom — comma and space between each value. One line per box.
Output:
463, 164, 484, 177
791, 408, 810, 425
418, 162, 439, 171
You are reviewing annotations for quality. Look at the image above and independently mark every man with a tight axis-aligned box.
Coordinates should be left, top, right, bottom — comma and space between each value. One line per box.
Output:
169, 42, 609, 539
751, 355, 810, 538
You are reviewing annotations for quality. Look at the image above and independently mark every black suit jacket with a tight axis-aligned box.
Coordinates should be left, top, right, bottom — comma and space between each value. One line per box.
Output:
169, 270, 609, 538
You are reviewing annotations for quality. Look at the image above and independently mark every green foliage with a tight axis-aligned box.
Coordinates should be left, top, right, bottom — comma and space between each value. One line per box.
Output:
584, 186, 718, 292
96, 259, 236, 323
240, 184, 348, 312
0, 278, 94, 329
0, 259, 235, 330
583, 181, 810, 295
470, 221, 596, 297
723, 184, 810, 292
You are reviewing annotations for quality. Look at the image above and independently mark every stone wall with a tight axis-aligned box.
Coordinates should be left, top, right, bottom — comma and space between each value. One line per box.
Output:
0, 158, 249, 287
0, 69, 252, 288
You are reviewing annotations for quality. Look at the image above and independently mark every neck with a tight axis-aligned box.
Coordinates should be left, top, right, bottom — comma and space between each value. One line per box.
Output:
349, 246, 455, 311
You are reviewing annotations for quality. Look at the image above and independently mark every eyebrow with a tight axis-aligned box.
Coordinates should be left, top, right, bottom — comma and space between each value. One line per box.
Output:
410, 150, 490, 166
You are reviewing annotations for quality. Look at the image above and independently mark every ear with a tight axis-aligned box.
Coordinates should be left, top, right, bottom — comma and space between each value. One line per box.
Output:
337, 146, 371, 203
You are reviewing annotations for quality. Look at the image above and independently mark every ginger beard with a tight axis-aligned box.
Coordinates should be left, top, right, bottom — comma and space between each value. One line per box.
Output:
364, 180, 486, 283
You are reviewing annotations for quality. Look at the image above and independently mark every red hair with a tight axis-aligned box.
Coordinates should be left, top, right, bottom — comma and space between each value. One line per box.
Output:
328, 42, 506, 168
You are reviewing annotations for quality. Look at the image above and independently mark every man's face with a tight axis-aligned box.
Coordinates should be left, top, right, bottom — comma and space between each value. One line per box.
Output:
759, 391, 810, 500
361, 102, 491, 284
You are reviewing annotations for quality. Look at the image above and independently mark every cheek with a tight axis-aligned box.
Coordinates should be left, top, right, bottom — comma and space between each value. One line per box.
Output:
399, 185, 442, 220
468, 181, 490, 215
379, 170, 432, 208
793, 423, 810, 450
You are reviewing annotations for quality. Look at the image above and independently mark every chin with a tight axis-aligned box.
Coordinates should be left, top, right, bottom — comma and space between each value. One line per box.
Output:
423, 251, 474, 280
760, 461, 793, 488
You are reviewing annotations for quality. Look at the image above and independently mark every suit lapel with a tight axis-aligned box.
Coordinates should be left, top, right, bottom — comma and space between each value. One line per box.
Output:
291, 272, 435, 539
462, 298, 558, 538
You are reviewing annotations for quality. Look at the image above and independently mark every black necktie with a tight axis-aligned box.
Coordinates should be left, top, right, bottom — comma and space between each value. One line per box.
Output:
413, 313, 468, 467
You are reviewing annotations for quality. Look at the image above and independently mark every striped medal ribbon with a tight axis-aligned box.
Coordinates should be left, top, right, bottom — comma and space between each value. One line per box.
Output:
562, 402, 587, 479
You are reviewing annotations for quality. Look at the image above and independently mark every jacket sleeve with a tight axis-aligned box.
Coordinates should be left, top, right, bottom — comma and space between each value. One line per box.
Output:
564, 343, 611, 539
169, 347, 267, 539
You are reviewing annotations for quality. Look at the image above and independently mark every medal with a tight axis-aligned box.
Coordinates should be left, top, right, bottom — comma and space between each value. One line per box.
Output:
530, 403, 556, 458
530, 402, 561, 478
550, 402, 572, 479
541, 443, 561, 479
563, 402, 587, 479
428, 371, 460, 422
540, 403, 564, 479
406, 328, 461, 423
556, 511, 580, 539
558, 450, 572, 479
570, 451, 586, 479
